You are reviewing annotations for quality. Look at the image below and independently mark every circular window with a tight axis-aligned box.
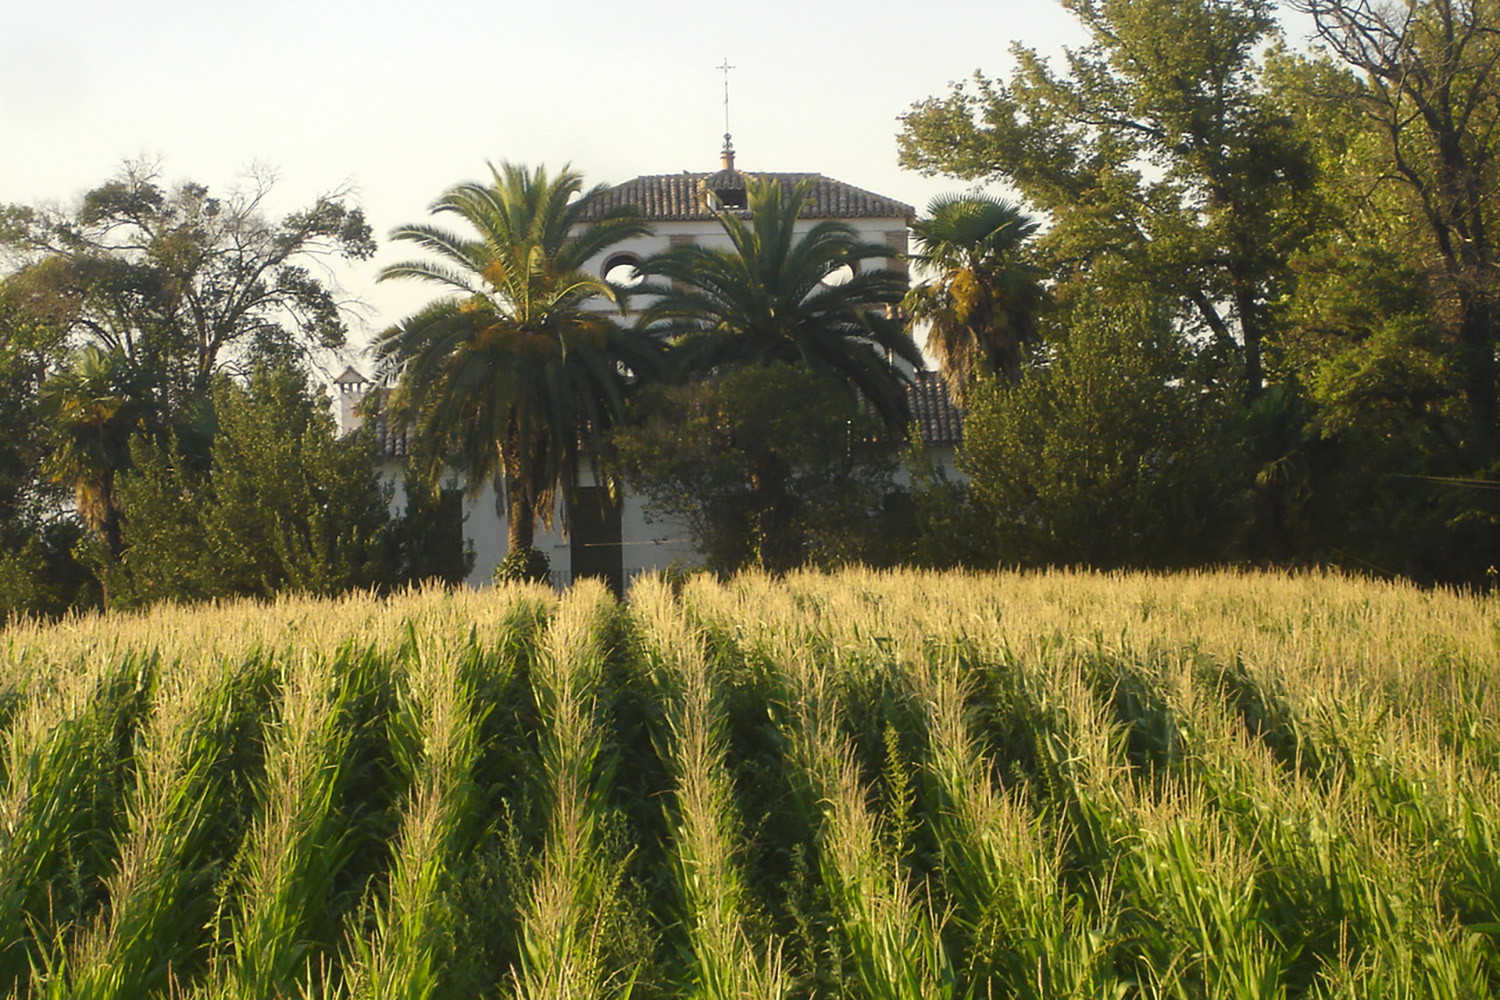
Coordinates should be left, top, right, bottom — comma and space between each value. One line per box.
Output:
602, 253, 644, 288
819, 262, 856, 287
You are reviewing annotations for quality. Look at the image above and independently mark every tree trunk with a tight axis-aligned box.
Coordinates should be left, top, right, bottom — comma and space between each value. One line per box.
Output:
1234, 282, 1265, 403
505, 476, 535, 557
748, 454, 799, 573
1458, 291, 1499, 463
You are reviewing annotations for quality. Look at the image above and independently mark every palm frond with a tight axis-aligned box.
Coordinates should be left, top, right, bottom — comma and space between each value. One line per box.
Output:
639, 176, 919, 431
377, 164, 661, 549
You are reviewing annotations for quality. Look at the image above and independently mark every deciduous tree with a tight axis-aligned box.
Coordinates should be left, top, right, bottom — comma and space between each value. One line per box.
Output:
0, 162, 375, 418
899, 0, 1312, 400
1296, 0, 1500, 463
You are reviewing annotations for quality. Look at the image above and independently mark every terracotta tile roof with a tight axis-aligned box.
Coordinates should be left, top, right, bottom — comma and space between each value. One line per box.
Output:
333, 365, 371, 388
584, 172, 915, 222
906, 371, 964, 446
347, 388, 412, 460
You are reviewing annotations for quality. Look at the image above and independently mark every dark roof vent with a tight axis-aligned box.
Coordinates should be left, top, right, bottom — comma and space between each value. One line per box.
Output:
701, 173, 747, 211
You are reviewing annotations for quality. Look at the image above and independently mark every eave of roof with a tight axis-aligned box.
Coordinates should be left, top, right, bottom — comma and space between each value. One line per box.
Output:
906, 371, 964, 446
361, 373, 962, 461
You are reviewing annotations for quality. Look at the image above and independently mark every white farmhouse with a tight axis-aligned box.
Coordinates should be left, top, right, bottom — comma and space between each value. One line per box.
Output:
337, 148, 963, 592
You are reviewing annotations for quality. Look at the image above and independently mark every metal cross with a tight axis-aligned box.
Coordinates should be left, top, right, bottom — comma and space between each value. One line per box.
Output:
717, 58, 736, 144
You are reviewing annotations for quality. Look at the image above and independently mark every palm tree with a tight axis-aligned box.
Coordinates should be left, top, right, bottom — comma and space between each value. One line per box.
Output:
904, 194, 1044, 400
637, 176, 922, 431
374, 163, 657, 571
39, 346, 157, 579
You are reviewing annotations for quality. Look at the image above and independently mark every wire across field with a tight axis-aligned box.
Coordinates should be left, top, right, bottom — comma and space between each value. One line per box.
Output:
0, 568, 1496, 998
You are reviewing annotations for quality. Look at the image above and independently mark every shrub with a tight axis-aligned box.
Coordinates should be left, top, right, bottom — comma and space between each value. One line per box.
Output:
495, 546, 551, 586
962, 293, 1248, 568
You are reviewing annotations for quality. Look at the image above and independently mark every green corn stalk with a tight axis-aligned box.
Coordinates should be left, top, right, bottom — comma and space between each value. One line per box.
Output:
48, 647, 274, 1000
776, 640, 956, 1000
195, 642, 384, 1000
511, 580, 637, 1000
0, 650, 153, 996
339, 604, 494, 1000
632, 575, 789, 1000
911, 641, 1120, 1000
1123, 790, 1287, 1000
1309, 813, 1493, 999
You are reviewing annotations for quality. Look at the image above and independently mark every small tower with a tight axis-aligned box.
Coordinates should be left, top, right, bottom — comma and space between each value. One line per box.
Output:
701, 141, 748, 210
332, 366, 372, 435
702, 58, 748, 210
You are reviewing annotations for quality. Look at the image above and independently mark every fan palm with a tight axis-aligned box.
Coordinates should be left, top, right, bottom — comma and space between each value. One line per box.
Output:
39, 345, 157, 561
375, 163, 657, 564
637, 176, 921, 431
904, 194, 1044, 400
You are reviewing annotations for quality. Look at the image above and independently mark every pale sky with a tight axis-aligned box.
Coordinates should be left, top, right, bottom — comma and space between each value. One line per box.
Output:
2, 0, 1317, 361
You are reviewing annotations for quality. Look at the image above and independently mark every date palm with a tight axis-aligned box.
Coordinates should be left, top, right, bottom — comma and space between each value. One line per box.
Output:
638, 176, 921, 431
904, 194, 1044, 400
375, 163, 657, 564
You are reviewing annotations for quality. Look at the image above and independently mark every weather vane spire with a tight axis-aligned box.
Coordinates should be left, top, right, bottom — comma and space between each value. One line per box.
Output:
717, 58, 736, 168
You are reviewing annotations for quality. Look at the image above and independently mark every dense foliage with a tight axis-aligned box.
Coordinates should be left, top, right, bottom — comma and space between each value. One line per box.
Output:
615, 363, 901, 574
105, 363, 395, 607
899, 0, 1500, 582
962, 292, 1247, 568
0, 162, 373, 417
1, 570, 1497, 997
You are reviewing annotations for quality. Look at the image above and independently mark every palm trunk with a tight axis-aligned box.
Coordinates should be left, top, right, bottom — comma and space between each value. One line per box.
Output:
506, 476, 535, 557
748, 454, 799, 573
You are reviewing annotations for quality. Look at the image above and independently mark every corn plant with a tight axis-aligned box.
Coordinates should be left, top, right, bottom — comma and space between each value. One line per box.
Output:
631, 575, 789, 1000
770, 632, 955, 1000
908, 639, 1120, 999
511, 580, 637, 1000
47, 647, 275, 999
0, 650, 153, 995
193, 641, 385, 1000
339, 601, 499, 1000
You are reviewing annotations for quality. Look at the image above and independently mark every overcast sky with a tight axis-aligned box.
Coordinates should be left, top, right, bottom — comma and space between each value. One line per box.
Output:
2, 0, 1317, 360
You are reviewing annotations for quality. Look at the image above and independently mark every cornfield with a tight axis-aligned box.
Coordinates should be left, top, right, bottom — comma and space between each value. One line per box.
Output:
1, 568, 1497, 998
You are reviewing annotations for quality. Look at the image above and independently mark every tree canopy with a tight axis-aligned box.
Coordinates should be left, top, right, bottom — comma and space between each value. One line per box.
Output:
0, 163, 374, 416
900, 0, 1313, 400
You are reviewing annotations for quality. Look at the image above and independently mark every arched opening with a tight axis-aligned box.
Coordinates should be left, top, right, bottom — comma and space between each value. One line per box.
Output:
602, 253, 644, 288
